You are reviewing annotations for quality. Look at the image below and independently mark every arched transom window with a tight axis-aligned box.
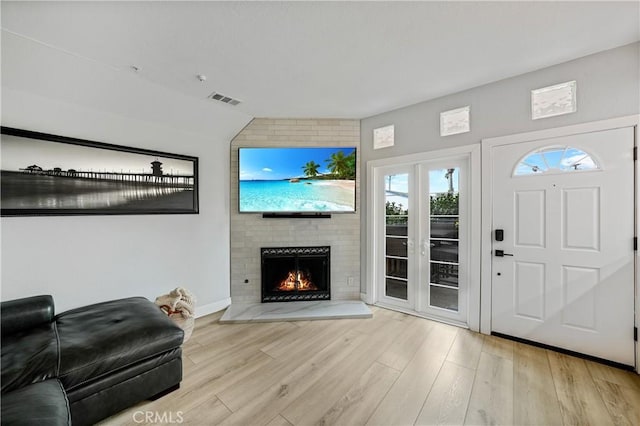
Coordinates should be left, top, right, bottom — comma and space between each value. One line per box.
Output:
514, 146, 600, 176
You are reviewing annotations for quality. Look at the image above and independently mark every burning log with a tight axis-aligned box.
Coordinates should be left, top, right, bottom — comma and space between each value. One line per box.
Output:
277, 270, 318, 291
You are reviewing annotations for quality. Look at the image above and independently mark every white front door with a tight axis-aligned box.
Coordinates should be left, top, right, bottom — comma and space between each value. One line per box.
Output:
491, 127, 635, 366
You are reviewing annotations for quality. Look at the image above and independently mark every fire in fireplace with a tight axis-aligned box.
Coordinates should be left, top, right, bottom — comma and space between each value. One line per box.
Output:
261, 246, 330, 302
277, 270, 318, 291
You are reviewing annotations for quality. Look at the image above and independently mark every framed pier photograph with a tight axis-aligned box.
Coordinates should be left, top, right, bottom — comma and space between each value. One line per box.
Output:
1, 127, 199, 216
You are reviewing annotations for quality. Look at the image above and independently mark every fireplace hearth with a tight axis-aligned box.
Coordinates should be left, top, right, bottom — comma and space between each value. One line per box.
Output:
261, 246, 330, 302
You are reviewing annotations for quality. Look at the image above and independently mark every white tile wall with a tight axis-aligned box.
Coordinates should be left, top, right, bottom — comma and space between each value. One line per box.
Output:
230, 118, 361, 303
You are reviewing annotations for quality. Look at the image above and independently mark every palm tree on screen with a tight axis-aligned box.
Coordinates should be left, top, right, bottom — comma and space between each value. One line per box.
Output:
344, 151, 356, 179
302, 161, 321, 177
326, 151, 356, 179
326, 152, 349, 178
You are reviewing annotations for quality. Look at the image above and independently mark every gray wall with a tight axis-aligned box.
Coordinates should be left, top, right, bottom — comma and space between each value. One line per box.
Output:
359, 42, 640, 294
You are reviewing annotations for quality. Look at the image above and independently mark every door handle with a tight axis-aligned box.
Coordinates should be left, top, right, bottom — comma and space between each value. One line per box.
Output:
420, 239, 428, 256
494, 249, 513, 257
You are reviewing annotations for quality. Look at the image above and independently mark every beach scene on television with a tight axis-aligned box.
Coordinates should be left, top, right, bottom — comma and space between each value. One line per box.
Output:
239, 147, 356, 212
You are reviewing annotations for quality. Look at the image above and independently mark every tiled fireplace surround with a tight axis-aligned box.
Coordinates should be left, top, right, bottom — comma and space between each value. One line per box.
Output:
230, 118, 361, 304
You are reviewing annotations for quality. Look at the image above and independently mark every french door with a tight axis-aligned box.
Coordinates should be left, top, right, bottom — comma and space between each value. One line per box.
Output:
373, 156, 470, 324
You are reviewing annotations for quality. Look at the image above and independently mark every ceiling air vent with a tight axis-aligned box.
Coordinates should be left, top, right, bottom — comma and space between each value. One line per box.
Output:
208, 91, 241, 106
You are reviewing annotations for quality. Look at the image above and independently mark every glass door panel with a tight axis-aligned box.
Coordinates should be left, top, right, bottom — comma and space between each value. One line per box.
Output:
430, 217, 459, 239
428, 168, 460, 312
384, 173, 409, 301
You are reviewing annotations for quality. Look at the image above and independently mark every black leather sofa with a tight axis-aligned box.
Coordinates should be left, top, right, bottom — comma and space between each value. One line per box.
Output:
1, 295, 184, 425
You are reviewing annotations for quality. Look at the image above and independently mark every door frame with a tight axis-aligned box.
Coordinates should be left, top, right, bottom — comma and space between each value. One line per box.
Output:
480, 114, 640, 370
366, 144, 481, 331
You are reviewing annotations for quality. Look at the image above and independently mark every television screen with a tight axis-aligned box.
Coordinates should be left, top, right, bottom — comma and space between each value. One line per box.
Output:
239, 147, 356, 213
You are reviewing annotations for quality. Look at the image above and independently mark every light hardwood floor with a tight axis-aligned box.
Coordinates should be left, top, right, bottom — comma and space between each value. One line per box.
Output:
102, 307, 640, 425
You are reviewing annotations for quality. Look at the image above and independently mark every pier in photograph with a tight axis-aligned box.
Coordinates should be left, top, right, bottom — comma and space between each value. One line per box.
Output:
18, 160, 195, 188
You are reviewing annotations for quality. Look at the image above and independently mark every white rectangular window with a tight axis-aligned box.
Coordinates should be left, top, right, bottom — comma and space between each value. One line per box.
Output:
440, 106, 470, 136
373, 124, 394, 149
531, 80, 577, 120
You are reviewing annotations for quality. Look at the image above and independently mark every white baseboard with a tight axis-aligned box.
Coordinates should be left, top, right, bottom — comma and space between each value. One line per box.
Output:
196, 297, 231, 318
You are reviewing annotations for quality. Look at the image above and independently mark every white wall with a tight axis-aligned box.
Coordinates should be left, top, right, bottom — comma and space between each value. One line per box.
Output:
360, 42, 640, 294
1, 26, 253, 314
0, 87, 245, 315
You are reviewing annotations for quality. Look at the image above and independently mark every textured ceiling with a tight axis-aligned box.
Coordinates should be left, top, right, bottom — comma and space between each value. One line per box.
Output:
2, 1, 639, 126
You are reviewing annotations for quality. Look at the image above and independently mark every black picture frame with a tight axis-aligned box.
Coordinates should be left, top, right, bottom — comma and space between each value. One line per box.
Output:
1, 127, 199, 216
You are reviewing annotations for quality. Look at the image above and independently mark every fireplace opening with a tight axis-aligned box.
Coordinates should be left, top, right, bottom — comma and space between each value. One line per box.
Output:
261, 246, 330, 302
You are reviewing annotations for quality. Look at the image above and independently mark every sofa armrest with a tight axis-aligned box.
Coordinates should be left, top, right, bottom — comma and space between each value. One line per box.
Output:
1, 295, 55, 337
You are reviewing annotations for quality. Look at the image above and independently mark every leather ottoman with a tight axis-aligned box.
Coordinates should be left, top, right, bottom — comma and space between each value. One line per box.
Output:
56, 297, 184, 425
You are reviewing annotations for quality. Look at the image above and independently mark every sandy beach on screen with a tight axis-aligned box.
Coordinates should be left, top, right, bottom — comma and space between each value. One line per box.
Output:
311, 179, 355, 191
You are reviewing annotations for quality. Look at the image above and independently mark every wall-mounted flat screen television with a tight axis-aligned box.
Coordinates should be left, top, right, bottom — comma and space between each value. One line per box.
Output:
239, 147, 356, 213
